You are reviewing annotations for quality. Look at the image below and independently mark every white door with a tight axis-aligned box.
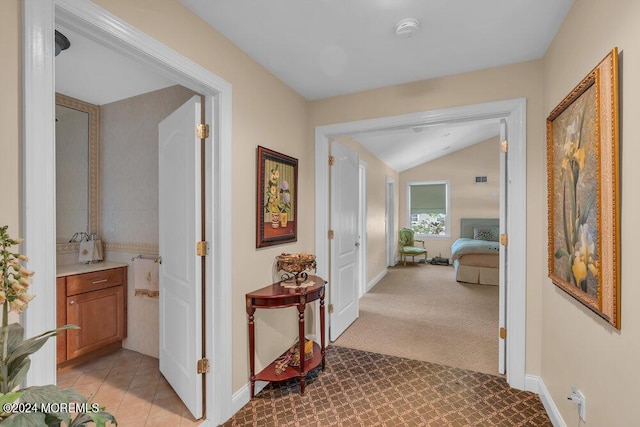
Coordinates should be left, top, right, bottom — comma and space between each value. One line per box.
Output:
498, 120, 507, 375
330, 140, 360, 341
159, 95, 204, 419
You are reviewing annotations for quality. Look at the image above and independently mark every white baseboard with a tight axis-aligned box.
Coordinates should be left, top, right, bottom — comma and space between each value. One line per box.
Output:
525, 374, 566, 427
365, 269, 387, 293
230, 380, 269, 417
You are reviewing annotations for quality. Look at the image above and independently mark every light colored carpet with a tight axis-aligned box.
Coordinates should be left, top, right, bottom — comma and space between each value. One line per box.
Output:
334, 262, 500, 375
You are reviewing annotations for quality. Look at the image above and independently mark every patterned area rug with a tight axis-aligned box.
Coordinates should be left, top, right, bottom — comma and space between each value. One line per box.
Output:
223, 346, 551, 426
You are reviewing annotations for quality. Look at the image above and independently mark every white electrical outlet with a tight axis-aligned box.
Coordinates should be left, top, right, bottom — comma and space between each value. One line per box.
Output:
569, 386, 586, 422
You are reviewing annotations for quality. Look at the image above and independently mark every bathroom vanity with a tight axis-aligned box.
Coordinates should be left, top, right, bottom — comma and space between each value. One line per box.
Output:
56, 262, 128, 368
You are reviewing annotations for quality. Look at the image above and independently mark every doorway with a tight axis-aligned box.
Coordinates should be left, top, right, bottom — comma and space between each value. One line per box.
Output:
314, 98, 527, 390
386, 177, 396, 267
23, 2, 233, 424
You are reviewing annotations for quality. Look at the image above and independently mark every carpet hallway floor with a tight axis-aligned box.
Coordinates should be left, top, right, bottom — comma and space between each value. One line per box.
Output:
223, 346, 551, 426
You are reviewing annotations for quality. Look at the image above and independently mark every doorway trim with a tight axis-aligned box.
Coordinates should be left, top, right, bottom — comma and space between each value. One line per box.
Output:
23, 1, 233, 424
315, 98, 527, 390
386, 176, 396, 266
358, 161, 367, 296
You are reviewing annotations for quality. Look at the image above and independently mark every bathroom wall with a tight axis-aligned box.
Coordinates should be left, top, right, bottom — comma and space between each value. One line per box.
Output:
100, 84, 198, 358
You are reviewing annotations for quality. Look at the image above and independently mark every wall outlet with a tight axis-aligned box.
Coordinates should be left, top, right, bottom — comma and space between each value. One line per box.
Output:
568, 386, 586, 422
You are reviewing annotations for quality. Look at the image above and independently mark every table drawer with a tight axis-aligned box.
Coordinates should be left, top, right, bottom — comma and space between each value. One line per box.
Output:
66, 267, 125, 296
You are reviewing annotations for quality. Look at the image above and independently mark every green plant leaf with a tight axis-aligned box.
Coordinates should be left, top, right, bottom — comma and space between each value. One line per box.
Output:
6, 357, 30, 391
7, 325, 79, 381
0, 391, 23, 406
0, 412, 48, 427
71, 411, 118, 427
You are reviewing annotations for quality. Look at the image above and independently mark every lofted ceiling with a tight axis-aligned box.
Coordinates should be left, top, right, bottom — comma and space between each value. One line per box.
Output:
56, 0, 574, 170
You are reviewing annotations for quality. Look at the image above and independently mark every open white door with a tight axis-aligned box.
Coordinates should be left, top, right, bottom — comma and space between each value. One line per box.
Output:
159, 95, 204, 419
329, 140, 360, 341
498, 120, 507, 375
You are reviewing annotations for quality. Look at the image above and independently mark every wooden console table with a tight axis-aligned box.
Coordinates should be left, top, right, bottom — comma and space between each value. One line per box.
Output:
246, 275, 326, 398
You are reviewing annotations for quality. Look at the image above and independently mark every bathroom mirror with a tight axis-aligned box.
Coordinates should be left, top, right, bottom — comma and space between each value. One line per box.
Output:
55, 93, 100, 248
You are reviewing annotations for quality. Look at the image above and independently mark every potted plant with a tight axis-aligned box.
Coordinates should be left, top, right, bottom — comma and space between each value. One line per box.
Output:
0, 225, 116, 426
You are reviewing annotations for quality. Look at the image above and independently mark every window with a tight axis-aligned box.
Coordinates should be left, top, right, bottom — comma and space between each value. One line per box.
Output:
407, 182, 449, 236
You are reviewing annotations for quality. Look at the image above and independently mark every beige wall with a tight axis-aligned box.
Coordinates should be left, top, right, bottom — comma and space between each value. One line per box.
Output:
334, 136, 399, 285
542, 0, 640, 425
309, 60, 545, 376
399, 137, 500, 259
0, 0, 20, 234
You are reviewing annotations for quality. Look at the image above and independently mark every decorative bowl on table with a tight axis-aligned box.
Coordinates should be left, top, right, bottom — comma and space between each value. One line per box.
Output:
276, 253, 317, 284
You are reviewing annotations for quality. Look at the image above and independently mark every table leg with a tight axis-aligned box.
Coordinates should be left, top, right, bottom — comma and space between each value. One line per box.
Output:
247, 304, 256, 398
298, 301, 306, 395
320, 288, 326, 370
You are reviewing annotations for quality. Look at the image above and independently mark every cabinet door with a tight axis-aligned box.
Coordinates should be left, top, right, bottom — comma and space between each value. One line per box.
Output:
66, 285, 125, 360
56, 277, 66, 364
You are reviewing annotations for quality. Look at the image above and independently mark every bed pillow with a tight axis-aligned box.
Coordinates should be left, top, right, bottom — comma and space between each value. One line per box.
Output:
473, 226, 500, 242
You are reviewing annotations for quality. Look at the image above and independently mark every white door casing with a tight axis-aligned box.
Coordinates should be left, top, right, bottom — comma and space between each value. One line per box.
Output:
159, 96, 204, 419
315, 98, 527, 390
329, 140, 360, 341
498, 120, 507, 375
358, 161, 367, 296
386, 177, 395, 266
24, 2, 233, 424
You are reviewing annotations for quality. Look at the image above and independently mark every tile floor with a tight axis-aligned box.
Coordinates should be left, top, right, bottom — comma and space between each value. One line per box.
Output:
58, 348, 203, 427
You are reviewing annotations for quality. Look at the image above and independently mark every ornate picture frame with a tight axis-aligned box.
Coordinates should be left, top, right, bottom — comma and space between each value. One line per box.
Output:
547, 48, 620, 328
256, 146, 298, 248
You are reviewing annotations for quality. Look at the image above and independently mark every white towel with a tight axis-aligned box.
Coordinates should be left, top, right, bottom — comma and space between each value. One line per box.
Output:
133, 258, 159, 298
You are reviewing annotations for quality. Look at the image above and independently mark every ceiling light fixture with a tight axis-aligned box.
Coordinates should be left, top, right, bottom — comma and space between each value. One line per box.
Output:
55, 30, 70, 56
395, 18, 420, 38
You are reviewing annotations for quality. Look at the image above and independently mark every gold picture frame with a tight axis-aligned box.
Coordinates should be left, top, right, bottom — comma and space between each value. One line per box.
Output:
547, 48, 620, 328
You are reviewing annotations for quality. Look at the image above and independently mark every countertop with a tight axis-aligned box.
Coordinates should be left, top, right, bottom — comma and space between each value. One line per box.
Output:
56, 261, 128, 278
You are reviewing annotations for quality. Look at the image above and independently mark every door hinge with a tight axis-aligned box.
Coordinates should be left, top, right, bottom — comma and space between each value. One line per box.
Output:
499, 327, 507, 340
328, 304, 334, 314
329, 155, 335, 166
197, 358, 210, 374
500, 233, 508, 246
197, 124, 209, 140
196, 241, 209, 256
328, 230, 334, 240
500, 140, 508, 153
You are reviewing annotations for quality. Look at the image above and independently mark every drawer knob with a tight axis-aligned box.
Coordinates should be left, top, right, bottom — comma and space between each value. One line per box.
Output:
92, 279, 108, 284
69, 300, 76, 305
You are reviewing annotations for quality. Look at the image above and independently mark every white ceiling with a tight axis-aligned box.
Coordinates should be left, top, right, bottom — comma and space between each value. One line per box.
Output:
55, 25, 175, 106
56, 0, 573, 170
180, 0, 573, 101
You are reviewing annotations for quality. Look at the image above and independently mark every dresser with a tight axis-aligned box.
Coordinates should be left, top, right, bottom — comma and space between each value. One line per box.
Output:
56, 262, 128, 368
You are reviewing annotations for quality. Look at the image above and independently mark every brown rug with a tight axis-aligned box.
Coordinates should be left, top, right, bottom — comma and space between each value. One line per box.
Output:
223, 346, 550, 426
335, 263, 499, 375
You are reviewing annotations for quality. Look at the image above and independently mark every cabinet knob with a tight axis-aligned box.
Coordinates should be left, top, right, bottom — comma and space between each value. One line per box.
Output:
69, 300, 76, 305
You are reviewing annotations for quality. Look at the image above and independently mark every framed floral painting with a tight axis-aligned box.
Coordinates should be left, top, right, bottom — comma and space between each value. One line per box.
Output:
256, 146, 298, 248
547, 48, 620, 328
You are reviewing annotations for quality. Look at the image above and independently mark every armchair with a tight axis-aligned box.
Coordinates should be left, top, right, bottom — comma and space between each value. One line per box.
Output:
398, 228, 427, 266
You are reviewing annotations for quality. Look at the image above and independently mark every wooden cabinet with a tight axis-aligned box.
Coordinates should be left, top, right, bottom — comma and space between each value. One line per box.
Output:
56, 264, 127, 367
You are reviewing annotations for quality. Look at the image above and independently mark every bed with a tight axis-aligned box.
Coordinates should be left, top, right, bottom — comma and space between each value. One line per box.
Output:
451, 218, 500, 285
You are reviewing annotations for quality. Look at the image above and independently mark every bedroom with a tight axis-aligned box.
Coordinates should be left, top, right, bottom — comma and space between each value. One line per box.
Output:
331, 127, 503, 375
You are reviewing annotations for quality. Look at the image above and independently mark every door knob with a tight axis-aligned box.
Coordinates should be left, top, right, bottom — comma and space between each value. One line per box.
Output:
355, 241, 360, 247
69, 300, 76, 305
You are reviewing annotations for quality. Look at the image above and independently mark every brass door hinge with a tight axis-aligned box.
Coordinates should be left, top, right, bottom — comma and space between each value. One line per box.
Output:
499, 327, 507, 340
328, 230, 334, 240
500, 140, 508, 153
500, 233, 508, 246
329, 155, 335, 166
197, 124, 209, 140
196, 241, 209, 256
328, 304, 334, 314
197, 358, 209, 374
